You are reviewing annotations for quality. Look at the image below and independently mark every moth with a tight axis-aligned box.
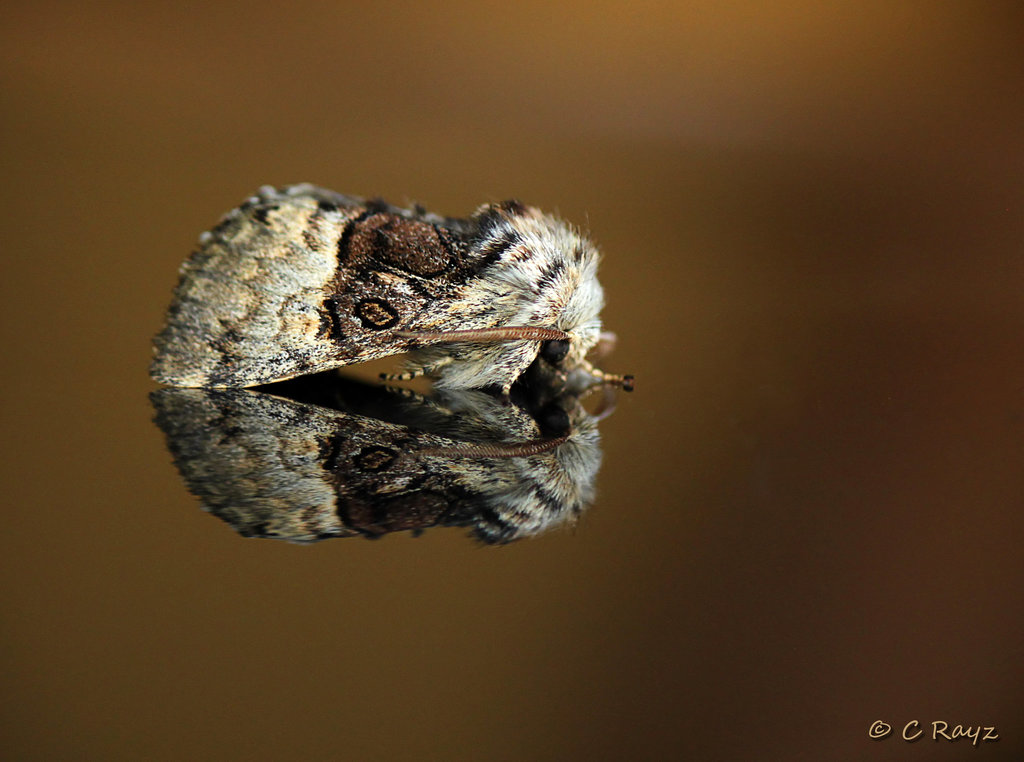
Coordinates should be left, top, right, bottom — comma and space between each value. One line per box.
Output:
151, 373, 604, 544
151, 184, 632, 394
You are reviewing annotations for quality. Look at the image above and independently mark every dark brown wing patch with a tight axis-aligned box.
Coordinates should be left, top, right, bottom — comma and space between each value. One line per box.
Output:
341, 214, 456, 278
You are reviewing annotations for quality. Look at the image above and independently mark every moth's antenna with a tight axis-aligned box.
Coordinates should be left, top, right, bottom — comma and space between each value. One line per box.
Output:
580, 360, 635, 392
394, 326, 569, 343
419, 436, 568, 458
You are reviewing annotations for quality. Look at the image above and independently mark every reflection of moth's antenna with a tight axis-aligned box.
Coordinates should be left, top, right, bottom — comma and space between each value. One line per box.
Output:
395, 326, 569, 343
420, 436, 568, 458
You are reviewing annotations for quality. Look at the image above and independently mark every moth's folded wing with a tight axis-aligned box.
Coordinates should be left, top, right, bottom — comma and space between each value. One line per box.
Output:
152, 190, 386, 387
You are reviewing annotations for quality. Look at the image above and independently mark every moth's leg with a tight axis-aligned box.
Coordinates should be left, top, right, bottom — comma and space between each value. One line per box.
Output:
578, 358, 634, 391
589, 331, 618, 361
379, 369, 424, 382
379, 355, 453, 383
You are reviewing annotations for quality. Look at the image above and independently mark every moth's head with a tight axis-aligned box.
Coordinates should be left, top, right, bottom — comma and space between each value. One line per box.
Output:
544, 237, 604, 371
537, 327, 598, 376
399, 207, 632, 392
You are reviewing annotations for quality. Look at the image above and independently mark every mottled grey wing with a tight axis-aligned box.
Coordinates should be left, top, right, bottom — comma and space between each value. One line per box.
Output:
150, 185, 487, 387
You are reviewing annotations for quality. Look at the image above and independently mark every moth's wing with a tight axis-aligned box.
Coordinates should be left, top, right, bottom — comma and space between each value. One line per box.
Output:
151, 185, 479, 387
152, 186, 364, 387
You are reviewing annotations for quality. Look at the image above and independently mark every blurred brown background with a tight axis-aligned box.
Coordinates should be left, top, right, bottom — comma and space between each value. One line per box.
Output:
2, 2, 1023, 760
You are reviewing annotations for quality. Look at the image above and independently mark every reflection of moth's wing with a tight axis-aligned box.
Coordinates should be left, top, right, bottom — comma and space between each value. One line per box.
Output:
152, 388, 448, 542
154, 389, 345, 541
151, 387, 602, 544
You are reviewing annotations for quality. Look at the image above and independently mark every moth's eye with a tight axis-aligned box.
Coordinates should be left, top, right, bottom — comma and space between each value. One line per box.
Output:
540, 339, 570, 365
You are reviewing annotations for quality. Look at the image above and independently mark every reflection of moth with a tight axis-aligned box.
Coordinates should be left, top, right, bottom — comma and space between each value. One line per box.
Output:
151, 376, 603, 543
151, 185, 631, 393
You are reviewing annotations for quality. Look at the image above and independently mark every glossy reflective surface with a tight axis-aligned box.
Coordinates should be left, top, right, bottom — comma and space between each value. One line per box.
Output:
3, 4, 1023, 760
152, 373, 606, 544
